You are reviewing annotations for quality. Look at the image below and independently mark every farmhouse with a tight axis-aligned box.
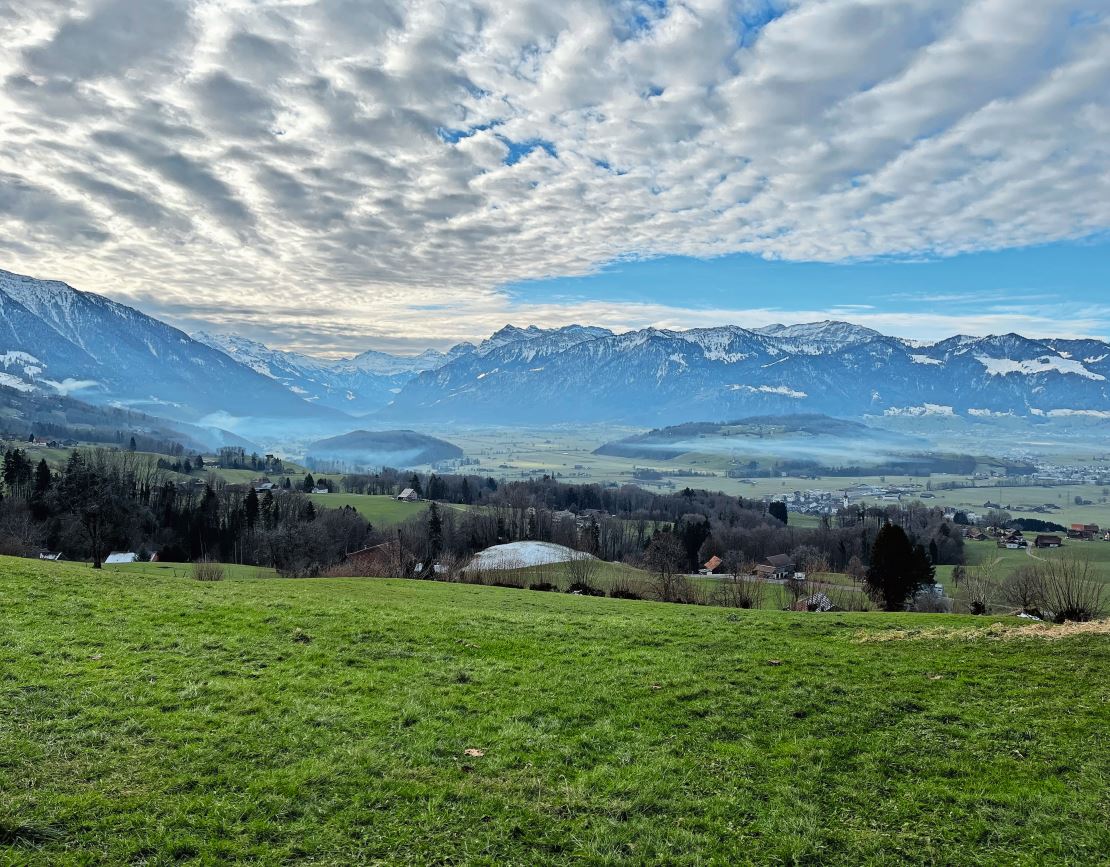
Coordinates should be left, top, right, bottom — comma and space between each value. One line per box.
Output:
700, 555, 725, 575
964, 527, 987, 541
998, 530, 1026, 549
755, 554, 795, 579
311, 485, 330, 494
1068, 523, 1100, 540
1034, 534, 1063, 549
396, 488, 421, 502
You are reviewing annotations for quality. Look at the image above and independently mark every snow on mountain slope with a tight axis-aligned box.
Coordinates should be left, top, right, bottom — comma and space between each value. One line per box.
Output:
382, 322, 1110, 424
0, 269, 340, 425
3, 268, 1107, 428
975, 355, 1105, 380
193, 330, 472, 414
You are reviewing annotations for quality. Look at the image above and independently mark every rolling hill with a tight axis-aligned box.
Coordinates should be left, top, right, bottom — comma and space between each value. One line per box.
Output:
307, 429, 463, 469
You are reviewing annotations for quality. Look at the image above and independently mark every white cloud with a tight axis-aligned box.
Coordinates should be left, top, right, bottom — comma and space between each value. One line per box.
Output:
0, 0, 1108, 352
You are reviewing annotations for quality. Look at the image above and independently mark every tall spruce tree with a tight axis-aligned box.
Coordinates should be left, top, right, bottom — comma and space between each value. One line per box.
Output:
865, 523, 932, 611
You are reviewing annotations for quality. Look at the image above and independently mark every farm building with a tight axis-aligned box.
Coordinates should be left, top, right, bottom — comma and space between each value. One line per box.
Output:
700, 555, 725, 575
396, 488, 421, 502
755, 554, 795, 579
104, 552, 139, 564
1034, 534, 1063, 549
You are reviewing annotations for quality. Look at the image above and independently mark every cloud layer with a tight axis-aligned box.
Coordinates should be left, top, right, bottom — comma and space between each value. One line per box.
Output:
1, 0, 1108, 353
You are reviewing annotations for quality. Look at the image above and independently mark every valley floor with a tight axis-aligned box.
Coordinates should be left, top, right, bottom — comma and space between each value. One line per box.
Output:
1, 559, 1107, 864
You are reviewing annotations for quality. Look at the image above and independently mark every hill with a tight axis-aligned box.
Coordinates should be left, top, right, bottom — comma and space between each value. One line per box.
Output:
307, 429, 462, 469
594, 414, 923, 461
1, 560, 1106, 864
0, 383, 259, 453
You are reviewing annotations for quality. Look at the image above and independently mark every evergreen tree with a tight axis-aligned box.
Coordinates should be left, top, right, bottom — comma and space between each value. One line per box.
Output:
244, 487, 259, 530
183, 458, 192, 475
409, 473, 423, 498
303, 474, 315, 493
865, 523, 932, 611
34, 459, 51, 492
427, 502, 443, 556
261, 490, 275, 530
768, 501, 789, 524
128, 436, 137, 452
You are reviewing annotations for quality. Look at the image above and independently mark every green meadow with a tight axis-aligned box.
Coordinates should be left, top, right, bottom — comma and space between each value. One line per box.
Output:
2, 558, 1107, 864
306, 492, 432, 526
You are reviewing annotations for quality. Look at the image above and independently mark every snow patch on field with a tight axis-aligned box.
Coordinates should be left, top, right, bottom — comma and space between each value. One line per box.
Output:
466, 541, 594, 571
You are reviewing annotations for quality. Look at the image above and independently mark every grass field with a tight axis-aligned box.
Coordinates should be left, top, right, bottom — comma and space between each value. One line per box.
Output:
101, 560, 279, 580
307, 493, 431, 525
2, 558, 1107, 864
960, 539, 1110, 584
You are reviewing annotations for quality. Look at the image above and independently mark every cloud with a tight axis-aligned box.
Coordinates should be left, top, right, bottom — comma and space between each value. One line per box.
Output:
0, 0, 1107, 351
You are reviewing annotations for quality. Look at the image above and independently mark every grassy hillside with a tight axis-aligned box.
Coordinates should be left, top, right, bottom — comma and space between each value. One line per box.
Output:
307, 492, 432, 525
1, 558, 1107, 864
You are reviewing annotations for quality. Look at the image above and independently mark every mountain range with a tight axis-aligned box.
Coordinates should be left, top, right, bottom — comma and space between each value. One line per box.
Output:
2, 268, 1108, 431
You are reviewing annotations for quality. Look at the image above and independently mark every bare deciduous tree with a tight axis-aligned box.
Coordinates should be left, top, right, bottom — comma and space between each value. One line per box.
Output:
958, 561, 998, 615
1001, 565, 1046, 615
1034, 555, 1106, 623
645, 533, 690, 602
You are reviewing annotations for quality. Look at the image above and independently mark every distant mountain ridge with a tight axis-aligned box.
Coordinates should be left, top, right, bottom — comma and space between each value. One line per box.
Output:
379, 320, 1110, 424
2, 268, 1108, 429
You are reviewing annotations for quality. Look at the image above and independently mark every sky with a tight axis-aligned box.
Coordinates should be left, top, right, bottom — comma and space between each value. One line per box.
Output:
1, 0, 1108, 357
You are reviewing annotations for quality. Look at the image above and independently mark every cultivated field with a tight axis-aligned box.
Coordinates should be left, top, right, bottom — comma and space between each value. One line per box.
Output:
2, 559, 1107, 864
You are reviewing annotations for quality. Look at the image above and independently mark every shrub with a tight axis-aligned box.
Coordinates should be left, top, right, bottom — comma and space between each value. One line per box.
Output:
608, 577, 644, 600
713, 573, 767, 609
1036, 556, 1106, 623
1001, 565, 1046, 616
957, 563, 998, 615
193, 559, 225, 582
528, 582, 558, 592
567, 581, 605, 597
